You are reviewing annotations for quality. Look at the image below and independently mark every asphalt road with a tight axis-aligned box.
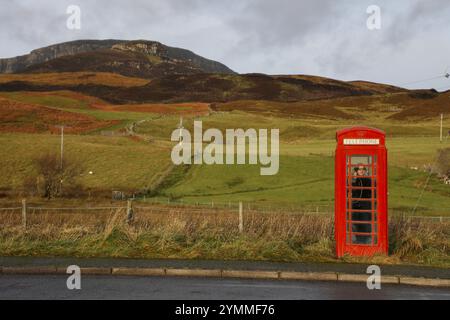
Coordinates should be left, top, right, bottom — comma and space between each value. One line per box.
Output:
0, 275, 449, 299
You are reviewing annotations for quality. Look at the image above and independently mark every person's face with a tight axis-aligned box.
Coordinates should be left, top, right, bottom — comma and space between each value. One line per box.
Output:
356, 166, 367, 176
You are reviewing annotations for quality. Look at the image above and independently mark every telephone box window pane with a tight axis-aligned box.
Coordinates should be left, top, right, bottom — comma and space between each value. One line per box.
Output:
352, 234, 372, 245
352, 211, 371, 222
351, 185, 372, 199
352, 200, 371, 210
374, 235, 378, 245
351, 155, 372, 165
350, 156, 372, 174
352, 222, 372, 233
350, 166, 373, 176
351, 223, 372, 245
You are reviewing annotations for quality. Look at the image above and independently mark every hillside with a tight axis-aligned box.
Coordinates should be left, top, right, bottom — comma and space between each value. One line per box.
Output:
0, 39, 235, 77
0, 72, 149, 87
0, 95, 117, 133
212, 90, 450, 121
0, 72, 409, 104
0, 40, 448, 124
0, 40, 416, 104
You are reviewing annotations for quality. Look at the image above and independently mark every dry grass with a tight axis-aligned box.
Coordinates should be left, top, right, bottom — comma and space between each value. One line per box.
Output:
0, 96, 119, 133
94, 102, 210, 115
0, 72, 149, 87
0, 206, 448, 266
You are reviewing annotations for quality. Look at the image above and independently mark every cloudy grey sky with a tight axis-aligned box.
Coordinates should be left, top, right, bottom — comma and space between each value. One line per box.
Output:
1, 0, 450, 90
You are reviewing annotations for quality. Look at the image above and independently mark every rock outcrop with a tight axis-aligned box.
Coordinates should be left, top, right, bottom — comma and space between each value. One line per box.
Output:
0, 39, 235, 77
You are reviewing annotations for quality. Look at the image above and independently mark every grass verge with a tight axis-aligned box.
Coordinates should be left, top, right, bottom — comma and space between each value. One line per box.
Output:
0, 207, 448, 268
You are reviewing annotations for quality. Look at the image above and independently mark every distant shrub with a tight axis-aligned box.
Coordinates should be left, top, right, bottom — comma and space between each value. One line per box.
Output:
436, 148, 450, 176
225, 176, 244, 188
25, 153, 84, 199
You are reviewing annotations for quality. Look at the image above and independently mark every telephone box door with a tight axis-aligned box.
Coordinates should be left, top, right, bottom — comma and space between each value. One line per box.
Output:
335, 127, 388, 257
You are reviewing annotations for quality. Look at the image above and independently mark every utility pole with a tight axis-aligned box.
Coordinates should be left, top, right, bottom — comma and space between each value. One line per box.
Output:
60, 125, 64, 169
178, 116, 183, 145
58, 125, 64, 196
440, 113, 443, 143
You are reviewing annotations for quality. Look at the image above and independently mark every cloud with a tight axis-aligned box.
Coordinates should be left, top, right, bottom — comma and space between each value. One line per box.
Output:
1, 0, 450, 90
228, 0, 339, 47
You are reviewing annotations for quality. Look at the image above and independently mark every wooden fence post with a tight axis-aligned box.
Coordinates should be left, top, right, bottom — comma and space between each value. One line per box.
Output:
22, 199, 27, 229
127, 199, 134, 224
239, 201, 243, 233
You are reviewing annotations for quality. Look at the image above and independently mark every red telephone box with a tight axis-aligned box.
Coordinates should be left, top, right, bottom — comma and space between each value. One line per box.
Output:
335, 126, 388, 257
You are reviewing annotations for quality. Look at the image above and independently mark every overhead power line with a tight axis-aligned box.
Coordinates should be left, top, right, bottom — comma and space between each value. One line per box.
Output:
435, 85, 450, 91
399, 66, 450, 87
399, 75, 446, 86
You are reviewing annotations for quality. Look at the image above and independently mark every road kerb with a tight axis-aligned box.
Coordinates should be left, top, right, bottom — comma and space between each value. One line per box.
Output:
338, 273, 368, 283
399, 276, 450, 287
222, 270, 280, 280
0, 265, 448, 287
280, 271, 338, 281
111, 267, 166, 276
2, 266, 57, 274
380, 275, 400, 285
55, 267, 112, 275
165, 268, 222, 278
337, 273, 400, 284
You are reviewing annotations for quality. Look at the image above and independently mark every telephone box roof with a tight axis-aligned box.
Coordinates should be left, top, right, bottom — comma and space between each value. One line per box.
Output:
336, 126, 386, 145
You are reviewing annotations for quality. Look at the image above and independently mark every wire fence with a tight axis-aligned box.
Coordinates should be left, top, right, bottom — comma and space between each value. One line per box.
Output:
133, 197, 450, 219
0, 199, 448, 231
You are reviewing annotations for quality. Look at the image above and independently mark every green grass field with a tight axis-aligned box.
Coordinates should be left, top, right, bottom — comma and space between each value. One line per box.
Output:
1, 91, 450, 216
0, 133, 172, 190
131, 113, 450, 215
159, 152, 450, 215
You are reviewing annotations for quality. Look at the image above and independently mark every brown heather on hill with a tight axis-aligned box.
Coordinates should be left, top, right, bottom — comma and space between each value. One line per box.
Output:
211, 100, 358, 120
0, 72, 149, 87
0, 73, 391, 104
0, 78, 447, 121
26, 90, 108, 108
387, 90, 450, 120
0, 97, 118, 133
348, 80, 406, 94
93, 102, 211, 116
211, 89, 450, 121
0, 39, 445, 121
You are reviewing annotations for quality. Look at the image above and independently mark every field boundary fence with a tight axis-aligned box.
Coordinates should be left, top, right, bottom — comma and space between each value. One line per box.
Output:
0, 199, 448, 231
